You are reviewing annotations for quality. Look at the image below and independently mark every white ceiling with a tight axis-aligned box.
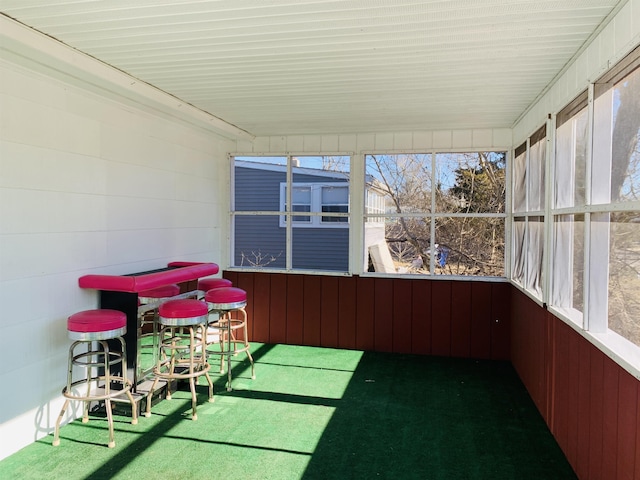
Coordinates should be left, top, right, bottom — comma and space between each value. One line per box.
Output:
0, 0, 625, 137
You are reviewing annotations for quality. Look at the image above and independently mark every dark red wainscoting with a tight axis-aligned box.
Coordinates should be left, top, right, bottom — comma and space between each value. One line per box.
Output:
223, 272, 511, 360
511, 289, 639, 480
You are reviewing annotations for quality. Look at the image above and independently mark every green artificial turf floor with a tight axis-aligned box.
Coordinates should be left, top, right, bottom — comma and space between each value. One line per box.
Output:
0, 343, 577, 480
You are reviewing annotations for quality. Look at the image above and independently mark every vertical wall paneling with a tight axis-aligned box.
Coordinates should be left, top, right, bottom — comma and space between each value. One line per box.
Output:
234, 272, 254, 340
431, 281, 452, 356
228, 272, 511, 359
373, 278, 394, 352
512, 288, 640, 480
392, 278, 413, 354
269, 274, 287, 344
587, 345, 604, 480
337, 277, 357, 350
302, 275, 322, 345
320, 276, 339, 348
470, 282, 492, 359
490, 282, 511, 360
285, 275, 304, 345
603, 355, 620, 479
411, 280, 432, 355
450, 281, 472, 358
252, 273, 272, 342
575, 337, 592, 480
617, 370, 638, 479
355, 276, 375, 351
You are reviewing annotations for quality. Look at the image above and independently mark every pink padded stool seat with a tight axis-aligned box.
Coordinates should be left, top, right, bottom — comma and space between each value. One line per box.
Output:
147, 298, 213, 420
67, 309, 126, 340
139, 284, 180, 303
54, 309, 136, 449
159, 299, 208, 326
205, 287, 247, 310
198, 277, 233, 293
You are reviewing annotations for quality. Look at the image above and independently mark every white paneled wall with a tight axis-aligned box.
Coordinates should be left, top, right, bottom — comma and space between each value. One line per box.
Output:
0, 55, 233, 459
513, 0, 640, 143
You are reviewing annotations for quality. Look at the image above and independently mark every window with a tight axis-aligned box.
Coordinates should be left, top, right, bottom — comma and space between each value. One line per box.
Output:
278, 183, 349, 227
364, 152, 506, 276
511, 126, 546, 299
231, 155, 351, 272
543, 47, 640, 351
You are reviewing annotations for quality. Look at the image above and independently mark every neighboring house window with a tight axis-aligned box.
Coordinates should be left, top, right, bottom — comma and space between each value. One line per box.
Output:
278, 183, 349, 227
364, 152, 506, 276
231, 155, 351, 272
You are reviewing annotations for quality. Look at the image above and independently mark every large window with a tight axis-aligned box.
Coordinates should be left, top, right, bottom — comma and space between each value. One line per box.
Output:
542, 47, 640, 350
511, 127, 546, 299
364, 152, 506, 276
231, 155, 351, 272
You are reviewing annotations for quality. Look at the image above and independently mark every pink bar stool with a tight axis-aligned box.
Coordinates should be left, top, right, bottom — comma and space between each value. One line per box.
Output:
53, 309, 137, 448
138, 284, 181, 381
197, 277, 232, 299
145, 299, 213, 420
205, 287, 255, 391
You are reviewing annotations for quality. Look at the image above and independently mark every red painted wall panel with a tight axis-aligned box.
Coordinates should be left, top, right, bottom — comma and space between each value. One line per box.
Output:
269, 274, 287, 344
355, 276, 375, 351
392, 278, 413, 354
320, 276, 339, 348
511, 288, 640, 480
410, 280, 431, 355
302, 276, 322, 345
470, 282, 492, 359
338, 277, 357, 350
285, 275, 304, 345
490, 282, 511, 360
450, 281, 471, 357
431, 280, 452, 356
373, 278, 394, 352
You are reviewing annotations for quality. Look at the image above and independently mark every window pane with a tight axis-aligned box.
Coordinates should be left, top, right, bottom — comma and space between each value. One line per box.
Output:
365, 154, 432, 214
528, 139, 546, 211
555, 109, 587, 208
512, 217, 526, 284
513, 150, 527, 213
551, 215, 584, 319
526, 216, 544, 297
232, 215, 285, 269
435, 152, 506, 213
434, 217, 505, 276
608, 211, 640, 346
611, 67, 640, 203
234, 156, 287, 211
292, 226, 349, 271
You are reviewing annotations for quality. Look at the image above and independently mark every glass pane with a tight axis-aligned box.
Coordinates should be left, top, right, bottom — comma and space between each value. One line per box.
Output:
233, 215, 285, 269
434, 217, 505, 276
526, 216, 544, 297
611, 67, 640, 203
365, 154, 432, 214
608, 211, 640, 346
292, 186, 311, 204
233, 156, 287, 212
292, 225, 349, 271
555, 109, 587, 208
528, 139, 546, 211
435, 152, 506, 213
551, 215, 584, 319
512, 217, 526, 284
513, 151, 527, 212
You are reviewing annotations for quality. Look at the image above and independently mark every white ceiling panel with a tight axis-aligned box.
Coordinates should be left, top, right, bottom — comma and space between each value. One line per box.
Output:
0, 0, 625, 136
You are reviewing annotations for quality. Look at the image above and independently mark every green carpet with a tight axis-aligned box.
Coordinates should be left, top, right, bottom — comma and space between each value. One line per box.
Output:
0, 344, 576, 480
